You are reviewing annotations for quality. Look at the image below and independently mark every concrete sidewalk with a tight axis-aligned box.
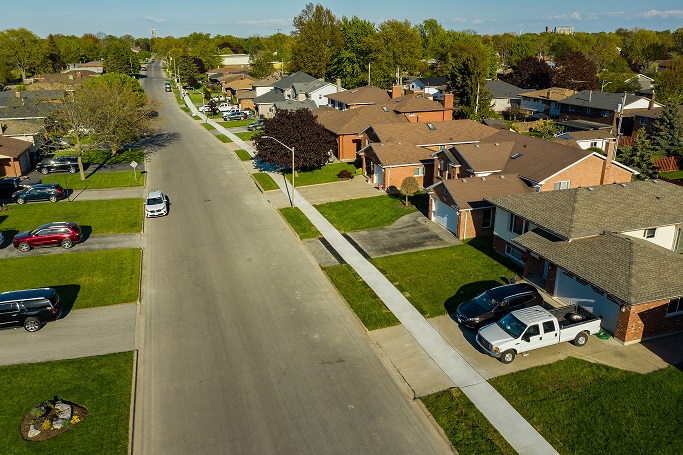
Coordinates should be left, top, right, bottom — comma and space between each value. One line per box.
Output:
182, 92, 559, 454
0, 234, 140, 258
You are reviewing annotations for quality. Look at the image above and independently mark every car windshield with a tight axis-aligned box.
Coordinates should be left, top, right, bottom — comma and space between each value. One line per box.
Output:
497, 313, 527, 338
147, 197, 164, 205
472, 291, 498, 309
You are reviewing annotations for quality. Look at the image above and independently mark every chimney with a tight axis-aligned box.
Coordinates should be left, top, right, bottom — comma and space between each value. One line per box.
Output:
241, 73, 244, 80
336, 78, 341, 93
391, 85, 402, 99
442, 93, 454, 109
648, 90, 655, 110
600, 140, 615, 184
15, 91, 21, 98
547, 89, 551, 99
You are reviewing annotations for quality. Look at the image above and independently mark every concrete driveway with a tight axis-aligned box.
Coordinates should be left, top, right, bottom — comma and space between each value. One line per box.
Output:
0, 233, 140, 258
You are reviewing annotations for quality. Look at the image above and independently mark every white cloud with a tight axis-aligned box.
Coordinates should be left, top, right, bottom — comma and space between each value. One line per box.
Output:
144, 16, 165, 23
552, 12, 581, 20
471, 19, 484, 25
638, 9, 683, 19
451, 17, 469, 23
236, 18, 289, 26
607, 11, 626, 17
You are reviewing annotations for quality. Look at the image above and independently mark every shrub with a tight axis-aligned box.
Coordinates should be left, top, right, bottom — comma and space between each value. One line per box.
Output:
337, 169, 354, 180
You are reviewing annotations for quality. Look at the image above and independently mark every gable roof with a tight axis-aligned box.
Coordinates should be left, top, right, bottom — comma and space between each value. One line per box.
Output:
438, 174, 535, 210
0, 90, 64, 106
292, 80, 333, 95
0, 135, 31, 158
486, 179, 683, 240
519, 87, 577, 101
273, 99, 318, 112
390, 94, 447, 113
413, 77, 447, 88
365, 120, 499, 147
272, 71, 318, 91
326, 86, 389, 105
365, 141, 432, 167
627, 104, 683, 120
315, 105, 408, 135
252, 76, 280, 87
254, 90, 286, 104
560, 90, 650, 111
486, 80, 523, 99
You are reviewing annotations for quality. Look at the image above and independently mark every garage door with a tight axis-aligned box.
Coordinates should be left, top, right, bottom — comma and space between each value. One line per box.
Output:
373, 164, 384, 186
555, 270, 619, 333
431, 199, 458, 234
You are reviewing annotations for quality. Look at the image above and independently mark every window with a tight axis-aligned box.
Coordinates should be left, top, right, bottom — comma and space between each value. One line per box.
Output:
414, 167, 425, 176
601, 110, 610, 117
542, 321, 556, 334
644, 228, 656, 239
586, 107, 592, 114
568, 105, 576, 112
640, 117, 649, 126
590, 142, 598, 148
524, 324, 540, 338
667, 298, 683, 315
505, 244, 524, 262
553, 180, 570, 190
482, 209, 493, 229
508, 214, 529, 235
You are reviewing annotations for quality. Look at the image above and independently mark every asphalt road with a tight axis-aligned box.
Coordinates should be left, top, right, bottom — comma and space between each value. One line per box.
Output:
133, 63, 451, 454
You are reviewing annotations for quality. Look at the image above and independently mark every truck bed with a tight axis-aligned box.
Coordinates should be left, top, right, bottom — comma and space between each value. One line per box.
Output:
548, 304, 600, 329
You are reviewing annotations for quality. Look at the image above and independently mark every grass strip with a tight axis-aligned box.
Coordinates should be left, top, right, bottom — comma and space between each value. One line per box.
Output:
200, 123, 216, 131
279, 207, 321, 240
252, 172, 279, 191
42, 171, 144, 189
235, 131, 259, 141
0, 249, 141, 310
0, 352, 134, 455
235, 149, 252, 161
324, 264, 399, 330
215, 134, 232, 143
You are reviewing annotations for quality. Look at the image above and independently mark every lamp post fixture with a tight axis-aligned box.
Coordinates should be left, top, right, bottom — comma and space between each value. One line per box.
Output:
601, 81, 612, 92
262, 135, 295, 207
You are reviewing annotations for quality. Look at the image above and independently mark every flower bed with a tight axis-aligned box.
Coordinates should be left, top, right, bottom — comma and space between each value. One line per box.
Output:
21, 396, 88, 442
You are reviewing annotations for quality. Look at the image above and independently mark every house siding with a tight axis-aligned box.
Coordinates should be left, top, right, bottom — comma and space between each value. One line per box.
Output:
615, 299, 683, 344
337, 134, 363, 161
384, 164, 433, 191
540, 154, 632, 190
457, 208, 495, 239
402, 111, 450, 123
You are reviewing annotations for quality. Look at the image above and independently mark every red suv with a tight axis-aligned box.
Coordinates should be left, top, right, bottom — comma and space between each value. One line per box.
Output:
12, 222, 82, 252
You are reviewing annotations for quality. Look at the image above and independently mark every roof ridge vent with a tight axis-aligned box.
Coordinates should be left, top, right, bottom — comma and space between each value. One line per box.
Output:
495, 142, 499, 146
461, 179, 467, 183
500, 175, 506, 179
620, 183, 627, 187
481, 177, 486, 181
475, 144, 480, 148
587, 186, 594, 191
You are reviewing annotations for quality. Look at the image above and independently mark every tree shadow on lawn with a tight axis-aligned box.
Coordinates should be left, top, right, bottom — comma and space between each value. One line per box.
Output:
54, 284, 81, 319
444, 280, 504, 315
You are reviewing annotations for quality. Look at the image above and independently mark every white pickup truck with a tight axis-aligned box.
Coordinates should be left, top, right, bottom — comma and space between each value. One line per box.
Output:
476, 304, 602, 364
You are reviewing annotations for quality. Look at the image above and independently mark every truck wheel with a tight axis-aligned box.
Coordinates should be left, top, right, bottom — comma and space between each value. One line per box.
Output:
573, 332, 588, 347
500, 350, 516, 364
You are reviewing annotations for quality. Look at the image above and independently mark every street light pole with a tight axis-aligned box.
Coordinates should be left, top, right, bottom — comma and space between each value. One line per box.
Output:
262, 136, 295, 207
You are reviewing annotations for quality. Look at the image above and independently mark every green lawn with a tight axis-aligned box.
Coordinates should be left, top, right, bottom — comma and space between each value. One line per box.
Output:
422, 389, 516, 455
279, 207, 321, 239
180, 106, 190, 113
659, 170, 683, 180
235, 131, 259, 141
235, 149, 252, 161
252, 172, 279, 191
200, 123, 216, 131
215, 134, 232, 143
284, 162, 359, 186
315, 194, 416, 232
0, 352, 133, 455
0, 199, 143, 235
55, 148, 144, 165
324, 264, 400, 330
0, 249, 141, 310
370, 238, 520, 318
489, 357, 683, 455
217, 119, 253, 128
42, 171, 144, 189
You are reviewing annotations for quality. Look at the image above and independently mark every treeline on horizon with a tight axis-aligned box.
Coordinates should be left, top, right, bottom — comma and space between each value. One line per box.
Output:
1, 3, 682, 97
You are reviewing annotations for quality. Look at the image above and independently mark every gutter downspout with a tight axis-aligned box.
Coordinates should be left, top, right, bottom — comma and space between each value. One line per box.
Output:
463, 210, 469, 239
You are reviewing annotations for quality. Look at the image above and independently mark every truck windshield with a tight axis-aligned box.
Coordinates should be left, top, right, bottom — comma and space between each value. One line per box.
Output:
497, 313, 527, 338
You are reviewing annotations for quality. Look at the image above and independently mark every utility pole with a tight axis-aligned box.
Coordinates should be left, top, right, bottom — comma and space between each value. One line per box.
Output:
475, 80, 480, 117
614, 92, 627, 159
368, 63, 371, 85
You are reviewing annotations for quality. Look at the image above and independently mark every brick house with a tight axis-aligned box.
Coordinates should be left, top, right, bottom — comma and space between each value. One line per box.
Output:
326, 86, 390, 110
519, 87, 577, 118
427, 131, 635, 239
486, 180, 683, 344
0, 136, 32, 177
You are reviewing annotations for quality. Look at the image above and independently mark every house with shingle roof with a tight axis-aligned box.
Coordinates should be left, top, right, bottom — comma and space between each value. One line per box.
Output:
486, 79, 524, 113
409, 77, 447, 98
485, 179, 683, 343
253, 71, 337, 118
519, 87, 577, 118
0, 135, 33, 177
326, 86, 390, 110
553, 129, 616, 153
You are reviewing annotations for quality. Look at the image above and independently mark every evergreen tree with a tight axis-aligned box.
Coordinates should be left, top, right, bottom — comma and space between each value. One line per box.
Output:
617, 129, 658, 178
649, 100, 683, 157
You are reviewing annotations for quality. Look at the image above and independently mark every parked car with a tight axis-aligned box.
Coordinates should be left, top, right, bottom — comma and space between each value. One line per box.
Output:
455, 283, 543, 329
222, 110, 249, 121
217, 103, 238, 112
0, 288, 63, 332
0, 178, 42, 198
199, 104, 219, 114
12, 184, 65, 204
476, 304, 602, 363
165, 82, 172, 92
36, 156, 79, 175
144, 190, 168, 217
247, 118, 264, 131
13, 222, 82, 252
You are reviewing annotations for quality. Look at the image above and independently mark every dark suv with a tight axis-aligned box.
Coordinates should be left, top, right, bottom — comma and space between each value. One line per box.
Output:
36, 156, 79, 175
0, 178, 42, 198
0, 288, 62, 332
455, 283, 543, 328
12, 183, 65, 204
13, 222, 82, 252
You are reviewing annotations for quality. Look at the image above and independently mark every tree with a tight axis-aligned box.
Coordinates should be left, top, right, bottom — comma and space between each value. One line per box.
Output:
0, 28, 46, 81
553, 51, 598, 90
649, 100, 683, 157
655, 58, 683, 101
364, 20, 423, 88
509, 35, 538, 66
42, 34, 65, 73
254, 109, 336, 171
77, 34, 102, 61
249, 51, 275, 79
502, 56, 552, 89
175, 55, 199, 85
329, 16, 376, 88
534, 119, 559, 139
103, 40, 139, 74
291, 3, 342, 78
443, 38, 494, 120
622, 29, 662, 68
399, 177, 419, 206
617, 129, 658, 178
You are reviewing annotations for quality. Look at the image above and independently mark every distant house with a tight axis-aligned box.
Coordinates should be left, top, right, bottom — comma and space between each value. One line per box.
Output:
253, 71, 336, 118
624, 74, 655, 96
63, 61, 104, 74
624, 104, 683, 142
486, 79, 523, 113
326, 86, 389, 110
409, 77, 447, 98
0, 135, 32, 177
553, 130, 616, 153
486, 180, 683, 344
519, 87, 577, 118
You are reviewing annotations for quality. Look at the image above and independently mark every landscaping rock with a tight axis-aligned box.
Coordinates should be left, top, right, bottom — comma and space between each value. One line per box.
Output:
27, 424, 40, 438
21, 397, 88, 442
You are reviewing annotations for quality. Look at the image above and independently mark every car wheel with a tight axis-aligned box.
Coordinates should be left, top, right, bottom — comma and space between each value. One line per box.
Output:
61, 238, 73, 249
40, 168, 49, 175
573, 332, 589, 347
68, 166, 77, 173
16, 197, 25, 204
18, 242, 31, 252
23, 317, 42, 332
48, 195, 58, 203
500, 350, 516, 364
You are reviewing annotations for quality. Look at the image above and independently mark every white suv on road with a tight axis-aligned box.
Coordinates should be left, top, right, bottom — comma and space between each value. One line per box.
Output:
144, 190, 168, 217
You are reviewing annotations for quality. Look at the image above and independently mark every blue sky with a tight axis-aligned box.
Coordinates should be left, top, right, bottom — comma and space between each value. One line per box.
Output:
2, 0, 682, 38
